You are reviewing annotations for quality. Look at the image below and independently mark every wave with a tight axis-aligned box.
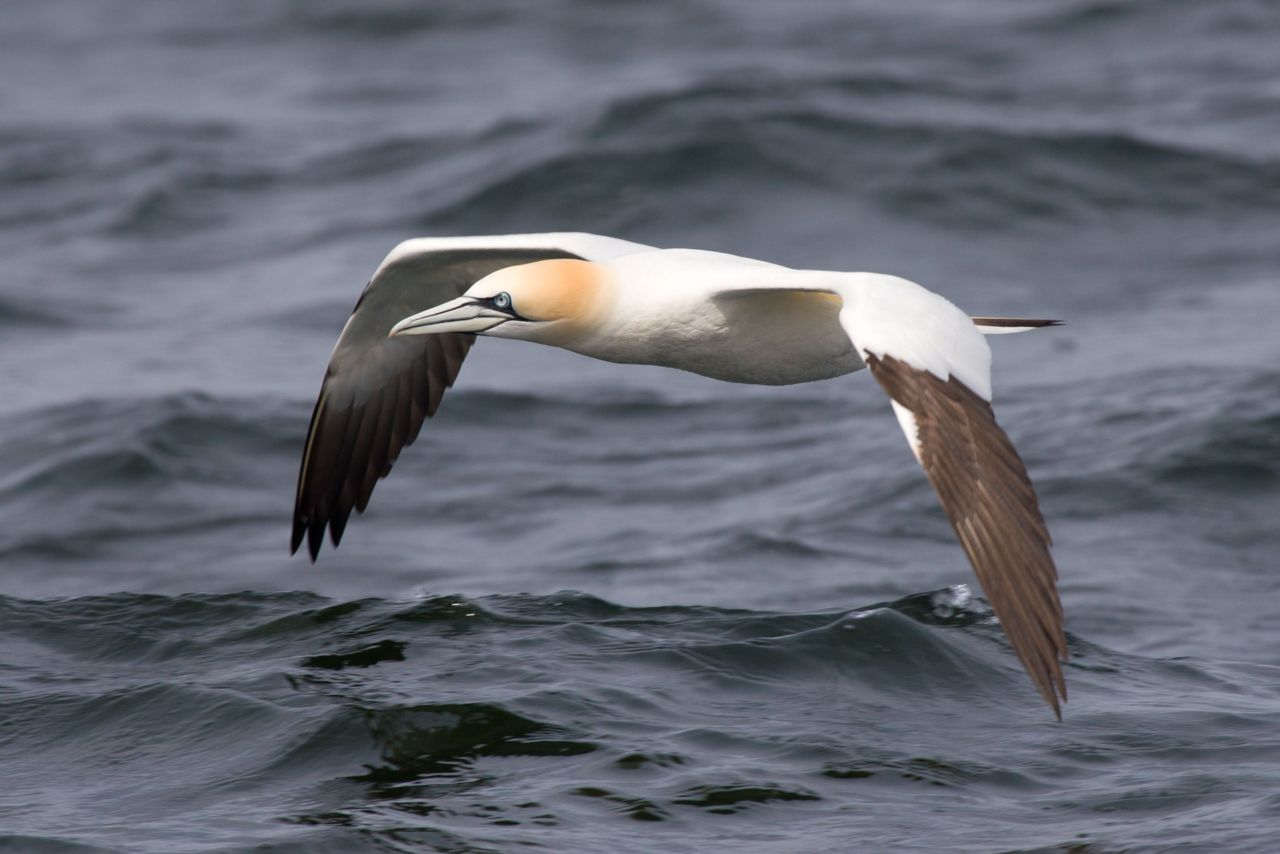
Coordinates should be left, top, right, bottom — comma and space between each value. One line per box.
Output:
419, 73, 1280, 235
9, 67, 1275, 256
0, 385, 848, 502
2, 588, 1278, 850
0, 393, 298, 568
3, 360, 1274, 583
1018, 0, 1266, 34
1146, 371, 1280, 493
1024, 366, 1280, 518
0, 295, 66, 328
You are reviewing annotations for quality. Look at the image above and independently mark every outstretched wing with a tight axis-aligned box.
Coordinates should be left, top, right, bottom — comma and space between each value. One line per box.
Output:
839, 276, 1068, 717
864, 352, 1066, 714
293, 233, 654, 560
703, 257, 1067, 715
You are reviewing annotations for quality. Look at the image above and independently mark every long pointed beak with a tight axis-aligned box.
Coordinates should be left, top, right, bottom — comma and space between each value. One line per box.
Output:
389, 297, 508, 337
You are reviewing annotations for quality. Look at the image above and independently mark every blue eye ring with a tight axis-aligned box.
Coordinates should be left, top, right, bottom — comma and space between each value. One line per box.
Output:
492, 292, 512, 310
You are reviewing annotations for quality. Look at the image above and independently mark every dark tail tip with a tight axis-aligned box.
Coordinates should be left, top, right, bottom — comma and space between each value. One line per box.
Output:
971, 316, 1064, 329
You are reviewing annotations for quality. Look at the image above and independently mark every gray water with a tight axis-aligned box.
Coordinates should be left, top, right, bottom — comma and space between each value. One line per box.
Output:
2, 1, 1280, 851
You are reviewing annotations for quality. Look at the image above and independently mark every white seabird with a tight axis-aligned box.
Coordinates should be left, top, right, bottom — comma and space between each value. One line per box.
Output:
292, 232, 1068, 716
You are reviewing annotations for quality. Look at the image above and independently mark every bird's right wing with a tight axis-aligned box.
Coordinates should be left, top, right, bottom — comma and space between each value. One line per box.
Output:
702, 257, 1067, 715
293, 233, 654, 560
838, 276, 1068, 717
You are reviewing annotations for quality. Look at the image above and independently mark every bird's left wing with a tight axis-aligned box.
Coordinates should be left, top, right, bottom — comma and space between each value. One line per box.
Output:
709, 263, 1067, 716
293, 233, 653, 560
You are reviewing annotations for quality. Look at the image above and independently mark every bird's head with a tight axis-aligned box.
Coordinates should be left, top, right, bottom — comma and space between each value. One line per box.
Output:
388, 259, 607, 342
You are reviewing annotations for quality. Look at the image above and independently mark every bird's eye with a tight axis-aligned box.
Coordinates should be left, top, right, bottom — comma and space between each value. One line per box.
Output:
492, 292, 512, 310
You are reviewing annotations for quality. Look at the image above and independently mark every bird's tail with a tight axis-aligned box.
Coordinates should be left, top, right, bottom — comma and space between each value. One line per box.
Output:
971, 317, 1063, 335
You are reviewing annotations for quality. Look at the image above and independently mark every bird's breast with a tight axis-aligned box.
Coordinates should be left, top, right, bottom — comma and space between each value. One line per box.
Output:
569, 289, 862, 386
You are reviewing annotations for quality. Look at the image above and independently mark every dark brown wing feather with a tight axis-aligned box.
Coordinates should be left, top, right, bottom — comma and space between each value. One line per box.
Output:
866, 354, 1068, 718
292, 247, 582, 560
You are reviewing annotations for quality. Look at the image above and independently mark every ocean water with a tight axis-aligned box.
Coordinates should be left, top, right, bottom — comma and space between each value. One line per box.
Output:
3, 1, 1280, 851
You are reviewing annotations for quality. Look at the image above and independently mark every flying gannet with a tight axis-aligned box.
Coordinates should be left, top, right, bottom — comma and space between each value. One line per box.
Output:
292, 232, 1068, 716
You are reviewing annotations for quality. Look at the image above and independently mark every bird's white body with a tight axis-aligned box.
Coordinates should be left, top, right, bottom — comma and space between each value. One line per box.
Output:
295, 232, 1069, 717
505, 250, 861, 385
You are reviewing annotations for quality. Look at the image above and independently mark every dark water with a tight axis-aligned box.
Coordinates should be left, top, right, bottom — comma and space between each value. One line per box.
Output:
3, 1, 1280, 851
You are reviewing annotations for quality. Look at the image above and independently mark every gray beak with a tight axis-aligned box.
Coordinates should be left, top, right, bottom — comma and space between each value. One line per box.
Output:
389, 297, 509, 337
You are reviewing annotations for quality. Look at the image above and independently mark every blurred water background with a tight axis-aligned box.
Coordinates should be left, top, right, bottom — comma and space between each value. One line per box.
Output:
2, 1, 1280, 851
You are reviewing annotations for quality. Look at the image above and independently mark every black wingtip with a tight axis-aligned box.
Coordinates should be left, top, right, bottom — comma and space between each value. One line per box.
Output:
329, 509, 349, 548
290, 520, 322, 563
306, 519, 325, 563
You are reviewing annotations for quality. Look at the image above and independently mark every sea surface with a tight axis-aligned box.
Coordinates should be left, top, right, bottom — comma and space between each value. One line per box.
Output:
3, 1, 1280, 851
